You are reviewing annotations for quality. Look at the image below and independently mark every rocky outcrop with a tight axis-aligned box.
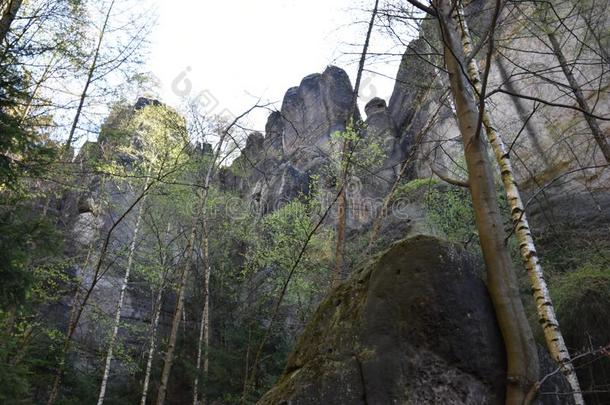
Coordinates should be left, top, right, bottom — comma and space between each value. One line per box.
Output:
364, 97, 403, 179
280, 66, 356, 161
259, 236, 505, 404
221, 65, 361, 217
259, 235, 570, 405
387, 37, 437, 147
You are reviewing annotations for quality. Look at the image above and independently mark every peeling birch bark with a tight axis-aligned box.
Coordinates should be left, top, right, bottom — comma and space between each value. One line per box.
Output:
97, 176, 150, 405
434, 1, 540, 402
141, 223, 171, 405
455, 5, 584, 404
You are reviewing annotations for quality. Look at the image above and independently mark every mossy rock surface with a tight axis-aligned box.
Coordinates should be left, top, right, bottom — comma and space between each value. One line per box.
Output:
258, 235, 507, 405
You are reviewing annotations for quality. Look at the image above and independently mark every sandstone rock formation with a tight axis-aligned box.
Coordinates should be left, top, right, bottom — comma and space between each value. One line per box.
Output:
258, 236, 567, 405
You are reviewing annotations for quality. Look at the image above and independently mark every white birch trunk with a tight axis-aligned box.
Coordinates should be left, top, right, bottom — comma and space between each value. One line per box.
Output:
193, 218, 211, 405
192, 128, 228, 405
97, 178, 150, 405
455, 6, 584, 404
140, 223, 171, 405
434, 1, 540, 402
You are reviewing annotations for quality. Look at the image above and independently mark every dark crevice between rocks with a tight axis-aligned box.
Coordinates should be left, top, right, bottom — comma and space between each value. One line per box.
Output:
354, 354, 369, 405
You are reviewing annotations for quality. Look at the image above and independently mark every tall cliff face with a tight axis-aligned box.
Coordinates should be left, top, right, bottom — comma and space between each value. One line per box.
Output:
221, 65, 408, 223
59, 4, 609, 399
220, 60, 431, 227
225, 3, 610, 402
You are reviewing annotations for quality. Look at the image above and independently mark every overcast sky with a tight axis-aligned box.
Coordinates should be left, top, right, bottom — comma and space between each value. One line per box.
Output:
147, 0, 407, 131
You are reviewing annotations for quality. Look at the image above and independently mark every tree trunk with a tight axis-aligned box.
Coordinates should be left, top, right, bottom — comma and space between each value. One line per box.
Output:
141, 224, 171, 405
191, 125, 230, 404
47, 177, 155, 405
156, 217, 197, 405
64, 0, 116, 153
456, 7, 584, 404
547, 31, 610, 164
140, 280, 164, 405
193, 217, 211, 405
156, 120, 227, 404
97, 177, 150, 405
331, 176, 347, 288
433, 1, 540, 403
332, 0, 379, 287
20, 51, 58, 123
0, 0, 22, 46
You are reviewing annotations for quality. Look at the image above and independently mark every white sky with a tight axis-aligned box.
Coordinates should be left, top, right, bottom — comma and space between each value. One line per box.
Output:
147, 0, 408, 131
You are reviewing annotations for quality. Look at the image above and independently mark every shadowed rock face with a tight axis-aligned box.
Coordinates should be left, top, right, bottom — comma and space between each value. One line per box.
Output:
220, 65, 359, 217
388, 38, 437, 144
364, 97, 404, 179
258, 236, 507, 405
280, 65, 356, 164
258, 236, 571, 405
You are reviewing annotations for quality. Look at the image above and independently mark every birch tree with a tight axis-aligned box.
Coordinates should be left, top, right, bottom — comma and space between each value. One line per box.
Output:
140, 223, 172, 405
454, 4, 584, 403
96, 100, 191, 404
96, 174, 150, 405
191, 118, 229, 405
428, 1, 541, 402
46, 103, 190, 405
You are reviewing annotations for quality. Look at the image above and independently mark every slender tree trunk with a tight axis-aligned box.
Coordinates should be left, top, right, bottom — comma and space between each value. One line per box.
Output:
48, 177, 155, 405
0, 0, 22, 46
332, 174, 347, 288
193, 216, 211, 405
156, 215, 198, 405
64, 0, 116, 153
547, 31, 610, 163
156, 122, 226, 404
20, 52, 57, 123
192, 127, 228, 405
433, 1, 540, 403
569, 0, 610, 67
140, 284, 164, 405
332, 0, 379, 287
97, 177, 150, 405
141, 224, 171, 405
456, 7, 584, 404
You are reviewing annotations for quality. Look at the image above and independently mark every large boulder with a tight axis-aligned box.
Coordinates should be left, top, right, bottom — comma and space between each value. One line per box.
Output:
259, 235, 506, 404
258, 235, 570, 404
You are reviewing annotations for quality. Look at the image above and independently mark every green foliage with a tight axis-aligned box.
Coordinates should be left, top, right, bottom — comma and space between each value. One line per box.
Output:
246, 200, 332, 314
330, 123, 387, 177
0, 206, 63, 306
0, 63, 57, 191
548, 253, 610, 403
393, 177, 439, 200
421, 183, 478, 246
552, 263, 610, 348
